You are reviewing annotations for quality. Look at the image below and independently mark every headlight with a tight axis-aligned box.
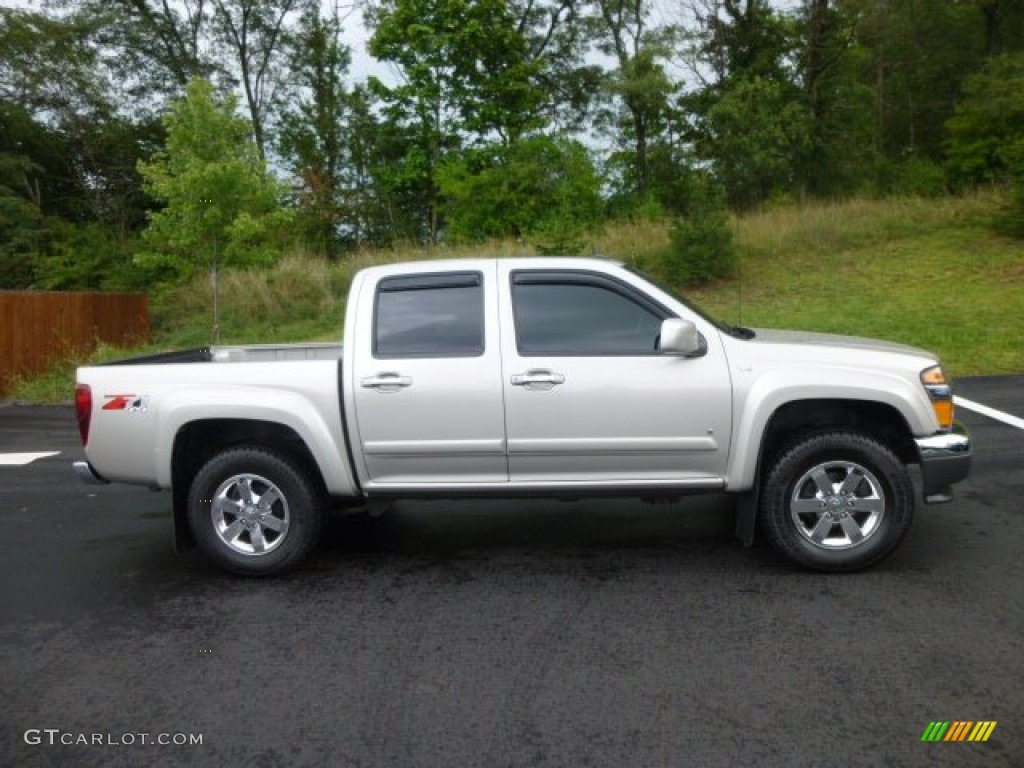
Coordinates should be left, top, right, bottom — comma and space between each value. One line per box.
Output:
920, 365, 953, 431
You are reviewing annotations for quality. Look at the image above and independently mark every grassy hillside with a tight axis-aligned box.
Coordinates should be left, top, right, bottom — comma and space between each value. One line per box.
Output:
9, 189, 1022, 403
691, 191, 1024, 375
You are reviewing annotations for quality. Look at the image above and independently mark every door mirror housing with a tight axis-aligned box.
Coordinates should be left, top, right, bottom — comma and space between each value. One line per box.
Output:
658, 318, 704, 357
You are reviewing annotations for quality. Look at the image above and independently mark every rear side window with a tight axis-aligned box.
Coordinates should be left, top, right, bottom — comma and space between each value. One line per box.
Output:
512, 273, 666, 355
374, 272, 484, 358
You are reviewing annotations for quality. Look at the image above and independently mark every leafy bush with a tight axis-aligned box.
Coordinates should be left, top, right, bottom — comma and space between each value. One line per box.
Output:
653, 185, 737, 287
887, 159, 948, 197
530, 216, 588, 256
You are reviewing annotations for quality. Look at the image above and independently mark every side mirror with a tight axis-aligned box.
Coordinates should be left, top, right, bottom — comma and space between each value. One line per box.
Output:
658, 318, 704, 357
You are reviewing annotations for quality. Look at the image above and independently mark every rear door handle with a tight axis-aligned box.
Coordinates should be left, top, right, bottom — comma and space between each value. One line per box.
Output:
511, 369, 565, 390
361, 372, 413, 392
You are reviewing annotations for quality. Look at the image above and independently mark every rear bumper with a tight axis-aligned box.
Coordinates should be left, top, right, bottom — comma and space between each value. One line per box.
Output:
73, 460, 109, 485
915, 424, 972, 504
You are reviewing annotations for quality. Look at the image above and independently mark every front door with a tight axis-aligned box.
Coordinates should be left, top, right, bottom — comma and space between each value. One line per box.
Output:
498, 266, 731, 486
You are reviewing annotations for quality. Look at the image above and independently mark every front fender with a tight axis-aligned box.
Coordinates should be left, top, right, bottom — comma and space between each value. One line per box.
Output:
727, 367, 936, 490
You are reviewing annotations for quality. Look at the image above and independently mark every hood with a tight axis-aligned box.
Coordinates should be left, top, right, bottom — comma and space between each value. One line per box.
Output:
748, 328, 936, 360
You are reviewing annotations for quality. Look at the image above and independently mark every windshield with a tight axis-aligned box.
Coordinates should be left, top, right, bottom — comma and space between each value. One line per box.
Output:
622, 264, 755, 340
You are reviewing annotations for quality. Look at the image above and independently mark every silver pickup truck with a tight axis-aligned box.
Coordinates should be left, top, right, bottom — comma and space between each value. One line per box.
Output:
74, 257, 971, 575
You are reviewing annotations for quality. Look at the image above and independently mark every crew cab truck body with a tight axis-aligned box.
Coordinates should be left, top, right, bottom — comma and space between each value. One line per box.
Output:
74, 258, 972, 575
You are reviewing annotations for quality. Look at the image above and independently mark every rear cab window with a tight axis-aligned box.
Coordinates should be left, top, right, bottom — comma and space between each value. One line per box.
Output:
373, 272, 484, 358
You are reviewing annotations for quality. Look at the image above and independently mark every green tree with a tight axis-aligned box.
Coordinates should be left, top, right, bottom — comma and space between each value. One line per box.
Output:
0, 8, 107, 120
849, 0, 985, 168
211, 0, 316, 161
137, 79, 291, 336
278, 8, 350, 258
0, 11, 158, 289
588, 0, 677, 202
368, 0, 547, 242
946, 53, 1024, 233
946, 53, 1024, 183
0, 129, 52, 288
45, 0, 221, 111
962, 0, 1024, 57
697, 76, 813, 208
510, 0, 604, 132
795, 0, 875, 196
438, 135, 602, 244
682, 1, 811, 206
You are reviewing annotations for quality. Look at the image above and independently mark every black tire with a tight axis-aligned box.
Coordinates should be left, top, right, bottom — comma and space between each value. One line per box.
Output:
187, 447, 323, 576
759, 432, 914, 572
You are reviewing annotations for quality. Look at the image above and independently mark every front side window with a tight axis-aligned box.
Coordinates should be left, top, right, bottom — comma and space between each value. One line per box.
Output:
374, 272, 484, 358
512, 273, 665, 355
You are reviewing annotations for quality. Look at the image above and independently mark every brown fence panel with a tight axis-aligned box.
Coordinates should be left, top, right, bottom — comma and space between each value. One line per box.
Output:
0, 292, 149, 394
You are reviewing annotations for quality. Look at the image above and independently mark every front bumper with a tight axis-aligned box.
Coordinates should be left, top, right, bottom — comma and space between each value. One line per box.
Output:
915, 424, 972, 503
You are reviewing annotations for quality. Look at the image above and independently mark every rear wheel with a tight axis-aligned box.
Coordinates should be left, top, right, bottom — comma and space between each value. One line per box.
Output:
759, 432, 914, 572
187, 447, 323, 576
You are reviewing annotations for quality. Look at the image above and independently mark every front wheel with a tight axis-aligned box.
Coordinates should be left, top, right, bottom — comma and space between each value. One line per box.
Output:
187, 447, 323, 576
759, 432, 914, 572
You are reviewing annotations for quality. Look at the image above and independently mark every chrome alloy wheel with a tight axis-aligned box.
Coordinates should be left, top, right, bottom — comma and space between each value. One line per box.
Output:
789, 461, 885, 550
210, 473, 290, 556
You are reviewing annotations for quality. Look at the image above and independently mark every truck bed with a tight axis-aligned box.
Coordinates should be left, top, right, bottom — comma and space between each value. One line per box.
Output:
102, 342, 344, 366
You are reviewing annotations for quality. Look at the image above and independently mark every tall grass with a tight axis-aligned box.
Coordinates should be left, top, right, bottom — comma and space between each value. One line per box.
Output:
688, 188, 1024, 375
153, 239, 537, 346
9, 188, 1021, 403
152, 223, 684, 347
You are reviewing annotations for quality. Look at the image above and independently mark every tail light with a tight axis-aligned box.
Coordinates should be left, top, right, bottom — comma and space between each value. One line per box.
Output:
75, 384, 92, 445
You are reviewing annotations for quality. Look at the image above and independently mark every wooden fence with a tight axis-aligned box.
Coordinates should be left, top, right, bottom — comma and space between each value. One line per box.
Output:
0, 292, 149, 394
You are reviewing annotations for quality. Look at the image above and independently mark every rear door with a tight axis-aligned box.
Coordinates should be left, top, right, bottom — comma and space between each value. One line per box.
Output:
498, 265, 731, 486
351, 264, 507, 486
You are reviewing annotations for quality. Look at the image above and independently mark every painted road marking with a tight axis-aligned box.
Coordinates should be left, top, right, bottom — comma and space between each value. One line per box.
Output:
955, 396, 1024, 431
0, 451, 61, 466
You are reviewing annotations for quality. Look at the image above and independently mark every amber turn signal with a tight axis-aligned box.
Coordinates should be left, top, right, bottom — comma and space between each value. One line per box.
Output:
920, 365, 953, 430
931, 399, 954, 430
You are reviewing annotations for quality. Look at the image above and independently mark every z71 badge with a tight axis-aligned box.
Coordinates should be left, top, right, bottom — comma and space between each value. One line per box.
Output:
102, 394, 150, 412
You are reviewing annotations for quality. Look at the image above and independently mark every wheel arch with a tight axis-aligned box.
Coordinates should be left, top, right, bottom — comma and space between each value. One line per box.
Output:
759, 399, 918, 471
734, 398, 917, 547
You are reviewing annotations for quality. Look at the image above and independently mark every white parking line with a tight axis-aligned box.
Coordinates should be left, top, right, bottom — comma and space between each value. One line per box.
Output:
955, 396, 1024, 431
0, 451, 61, 466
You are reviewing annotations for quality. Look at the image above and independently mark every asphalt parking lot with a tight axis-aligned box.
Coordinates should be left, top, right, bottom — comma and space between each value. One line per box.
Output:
1, 376, 1022, 767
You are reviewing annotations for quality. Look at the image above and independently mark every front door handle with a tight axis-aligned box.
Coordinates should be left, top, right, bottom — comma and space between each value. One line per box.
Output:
361, 372, 413, 392
510, 369, 565, 390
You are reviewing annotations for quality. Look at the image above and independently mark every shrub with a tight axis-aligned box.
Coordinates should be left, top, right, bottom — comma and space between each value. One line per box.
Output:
654, 185, 737, 287
889, 159, 948, 197
529, 216, 588, 256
